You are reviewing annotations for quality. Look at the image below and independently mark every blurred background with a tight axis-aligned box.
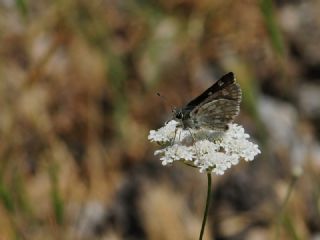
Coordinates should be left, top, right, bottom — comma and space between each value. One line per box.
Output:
0, 0, 320, 239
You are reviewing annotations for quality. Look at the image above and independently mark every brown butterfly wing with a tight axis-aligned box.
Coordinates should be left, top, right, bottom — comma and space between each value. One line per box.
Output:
184, 72, 236, 110
190, 82, 242, 130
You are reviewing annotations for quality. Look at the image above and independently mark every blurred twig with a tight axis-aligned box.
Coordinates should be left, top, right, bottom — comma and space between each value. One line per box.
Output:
275, 175, 300, 240
259, 0, 285, 57
15, 0, 28, 19
24, 35, 64, 88
49, 163, 64, 226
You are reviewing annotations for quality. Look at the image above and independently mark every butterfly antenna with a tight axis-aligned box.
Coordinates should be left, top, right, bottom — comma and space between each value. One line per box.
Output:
157, 92, 175, 113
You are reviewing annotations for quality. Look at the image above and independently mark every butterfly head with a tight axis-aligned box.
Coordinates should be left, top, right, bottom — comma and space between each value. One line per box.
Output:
172, 108, 189, 128
174, 109, 183, 120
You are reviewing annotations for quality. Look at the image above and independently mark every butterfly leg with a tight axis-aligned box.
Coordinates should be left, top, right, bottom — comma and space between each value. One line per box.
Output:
170, 128, 178, 146
187, 128, 202, 164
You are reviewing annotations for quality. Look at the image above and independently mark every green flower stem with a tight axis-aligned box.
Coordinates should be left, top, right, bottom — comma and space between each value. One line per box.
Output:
199, 173, 212, 240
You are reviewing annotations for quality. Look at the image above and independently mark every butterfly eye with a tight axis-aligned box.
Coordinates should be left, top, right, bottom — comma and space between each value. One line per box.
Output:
176, 111, 183, 119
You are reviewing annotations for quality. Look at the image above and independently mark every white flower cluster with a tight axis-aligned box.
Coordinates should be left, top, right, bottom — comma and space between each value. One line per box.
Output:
148, 120, 261, 175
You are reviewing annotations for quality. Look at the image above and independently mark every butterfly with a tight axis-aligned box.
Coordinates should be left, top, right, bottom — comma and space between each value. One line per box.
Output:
174, 72, 242, 131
